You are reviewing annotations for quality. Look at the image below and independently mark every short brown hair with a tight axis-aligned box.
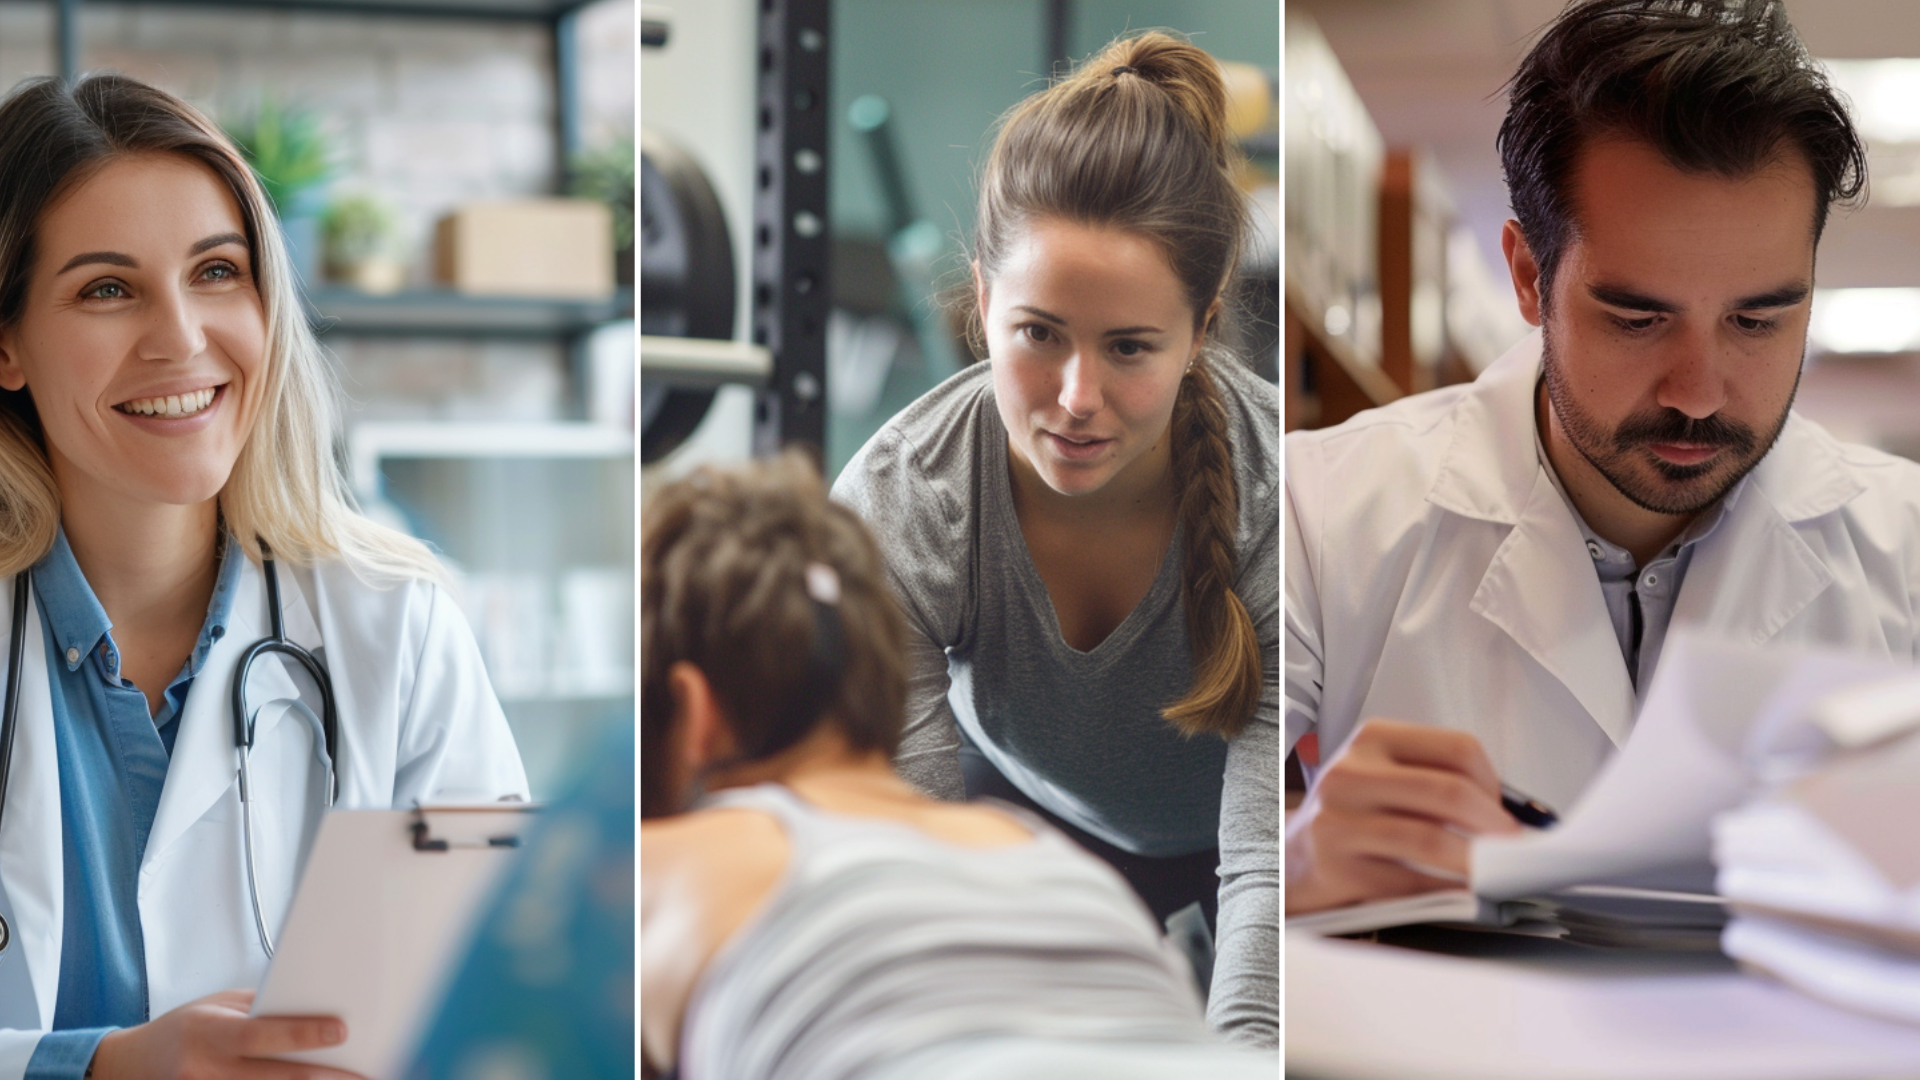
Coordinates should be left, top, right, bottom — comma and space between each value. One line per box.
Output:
641, 453, 907, 817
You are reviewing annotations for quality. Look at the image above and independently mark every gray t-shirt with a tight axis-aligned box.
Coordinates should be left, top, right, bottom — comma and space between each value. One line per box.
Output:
832, 357, 1279, 1047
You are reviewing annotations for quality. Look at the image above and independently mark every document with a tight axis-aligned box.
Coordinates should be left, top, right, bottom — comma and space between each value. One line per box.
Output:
1286, 889, 1504, 937
1714, 703, 1920, 1025
252, 806, 534, 1080
1469, 631, 1905, 899
1287, 882, 1725, 944
1290, 631, 1913, 937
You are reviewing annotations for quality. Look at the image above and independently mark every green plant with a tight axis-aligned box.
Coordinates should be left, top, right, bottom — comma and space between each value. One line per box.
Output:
570, 136, 635, 253
322, 194, 399, 268
225, 100, 332, 215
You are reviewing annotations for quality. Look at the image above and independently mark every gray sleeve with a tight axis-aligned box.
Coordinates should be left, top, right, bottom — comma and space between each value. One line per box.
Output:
832, 425, 971, 801
897, 628, 965, 800
1207, 470, 1280, 1048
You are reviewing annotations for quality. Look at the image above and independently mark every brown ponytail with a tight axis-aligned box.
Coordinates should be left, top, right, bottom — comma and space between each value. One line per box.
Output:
970, 31, 1261, 738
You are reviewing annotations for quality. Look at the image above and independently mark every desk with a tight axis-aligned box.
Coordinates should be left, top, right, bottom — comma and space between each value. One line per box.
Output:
1287, 929, 1920, 1080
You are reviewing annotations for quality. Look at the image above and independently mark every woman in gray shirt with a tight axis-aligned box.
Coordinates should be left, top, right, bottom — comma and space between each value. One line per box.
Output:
832, 31, 1278, 1047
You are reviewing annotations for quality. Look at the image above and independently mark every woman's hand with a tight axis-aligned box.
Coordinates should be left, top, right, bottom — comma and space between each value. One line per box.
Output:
86, 990, 367, 1080
1285, 719, 1522, 916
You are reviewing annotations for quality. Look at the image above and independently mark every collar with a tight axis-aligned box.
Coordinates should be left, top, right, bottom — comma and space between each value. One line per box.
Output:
31, 528, 245, 678
1528, 374, 1741, 571
1429, 329, 1863, 527
193, 534, 245, 676
31, 530, 111, 673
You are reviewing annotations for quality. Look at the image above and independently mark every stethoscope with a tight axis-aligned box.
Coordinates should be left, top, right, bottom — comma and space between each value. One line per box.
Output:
0, 541, 338, 961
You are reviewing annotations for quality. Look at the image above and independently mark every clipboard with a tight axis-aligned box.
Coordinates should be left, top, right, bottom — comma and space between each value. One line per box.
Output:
252, 804, 537, 1079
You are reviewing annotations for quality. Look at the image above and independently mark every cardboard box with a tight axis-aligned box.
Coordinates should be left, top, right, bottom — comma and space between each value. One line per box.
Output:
434, 199, 614, 299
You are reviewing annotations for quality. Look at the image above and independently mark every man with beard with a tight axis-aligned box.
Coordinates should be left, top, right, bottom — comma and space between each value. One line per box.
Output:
1286, 0, 1917, 915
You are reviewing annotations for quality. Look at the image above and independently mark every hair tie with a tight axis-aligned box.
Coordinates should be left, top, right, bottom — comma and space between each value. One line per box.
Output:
738, 563, 848, 764
804, 562, 841, 605
1111, 65, 1139, 77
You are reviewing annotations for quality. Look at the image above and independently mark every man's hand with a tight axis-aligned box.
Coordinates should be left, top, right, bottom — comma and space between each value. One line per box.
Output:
1286, 719, 1522, 915
87, 990, 368, 1080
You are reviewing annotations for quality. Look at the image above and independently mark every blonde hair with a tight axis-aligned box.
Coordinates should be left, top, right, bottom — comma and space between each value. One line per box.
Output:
969, 32, 1260, 738
0, 74, 440, 582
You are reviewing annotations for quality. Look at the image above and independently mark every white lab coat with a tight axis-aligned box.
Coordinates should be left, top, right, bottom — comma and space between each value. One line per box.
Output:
0, 554, 528, 1075
1286, 331, 1920, 811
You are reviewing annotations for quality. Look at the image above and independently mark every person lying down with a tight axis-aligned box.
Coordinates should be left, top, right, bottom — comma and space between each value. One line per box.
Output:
639, 454, 1272, 1080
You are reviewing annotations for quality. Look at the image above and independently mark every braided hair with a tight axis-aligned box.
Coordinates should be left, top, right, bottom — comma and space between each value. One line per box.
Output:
968, 31, 1260, 738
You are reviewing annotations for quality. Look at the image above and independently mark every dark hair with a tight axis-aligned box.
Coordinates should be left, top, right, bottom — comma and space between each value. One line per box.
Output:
1499, 0, 1867, 305
640, 453, 908, 818
969, 31, 1260, 739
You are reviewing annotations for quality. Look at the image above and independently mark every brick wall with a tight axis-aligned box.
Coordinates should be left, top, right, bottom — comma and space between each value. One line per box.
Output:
0, 0, 634, 423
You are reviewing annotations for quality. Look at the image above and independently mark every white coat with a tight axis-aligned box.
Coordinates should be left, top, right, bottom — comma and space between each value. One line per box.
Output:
0, 554, 529, 1075
1286, 331, 1920, 811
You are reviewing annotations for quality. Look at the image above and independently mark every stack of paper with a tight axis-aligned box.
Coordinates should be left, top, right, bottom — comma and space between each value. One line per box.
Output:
1528, 885, 1728, 950
1289, 631, 1910, 943
1714, 680, 1920, 1025
1470, 633, 1904, 901
1287, 882, 1728, 947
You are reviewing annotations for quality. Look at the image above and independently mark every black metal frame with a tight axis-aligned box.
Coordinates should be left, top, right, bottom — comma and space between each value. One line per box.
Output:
751, 0, 831, 454
1044, 0, 1072, 80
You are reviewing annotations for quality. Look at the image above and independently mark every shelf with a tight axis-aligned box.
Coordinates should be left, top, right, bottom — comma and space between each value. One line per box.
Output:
1285, 281, 1403, 432
497, 678, 634, 704
348, 420, 634, 495
123, 0, 597, 21
306, 287, 633, 339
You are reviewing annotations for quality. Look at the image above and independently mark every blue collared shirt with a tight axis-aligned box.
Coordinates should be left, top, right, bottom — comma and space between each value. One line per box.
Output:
24, 530, 242, 1079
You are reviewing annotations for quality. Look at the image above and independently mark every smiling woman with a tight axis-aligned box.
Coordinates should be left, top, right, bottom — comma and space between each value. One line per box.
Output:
3, 156, 271, 565
0, 82, 434, 584
0, 74, 528, 1080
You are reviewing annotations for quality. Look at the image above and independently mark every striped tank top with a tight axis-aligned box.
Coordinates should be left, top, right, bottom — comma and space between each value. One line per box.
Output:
676, 783, 1235, 1079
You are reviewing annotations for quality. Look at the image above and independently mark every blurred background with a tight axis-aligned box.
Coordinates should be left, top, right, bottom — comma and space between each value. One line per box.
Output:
0, 0, 637, 797
1284, 0, 1920, 790
1287, 0, 1920, 456
640, 0, 1278, 488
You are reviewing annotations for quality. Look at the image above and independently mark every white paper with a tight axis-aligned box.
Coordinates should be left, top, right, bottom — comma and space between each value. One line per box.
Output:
1714, 731, 1920, 929
1810, 671, 1920, 748
252, 808, 532, 1079
1287, 889, 1493, 936
1724, 913, 1920, 1026
1470, 632, 1904, 900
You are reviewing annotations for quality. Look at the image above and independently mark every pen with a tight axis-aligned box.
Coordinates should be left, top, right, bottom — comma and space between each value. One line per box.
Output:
1499, 784, 1559, 829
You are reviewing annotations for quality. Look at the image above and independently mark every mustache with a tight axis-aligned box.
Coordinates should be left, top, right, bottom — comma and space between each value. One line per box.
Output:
1612, 409, 1757, 457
